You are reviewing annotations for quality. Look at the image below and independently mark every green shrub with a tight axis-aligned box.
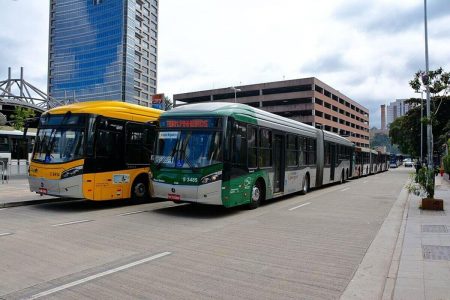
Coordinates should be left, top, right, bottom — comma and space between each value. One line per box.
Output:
407, 167, 435, 198
444, 155, 450, 174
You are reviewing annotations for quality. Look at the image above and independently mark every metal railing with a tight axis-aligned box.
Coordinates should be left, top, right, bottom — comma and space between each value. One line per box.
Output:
0, 160, 6, 184
0, 159, 29, 183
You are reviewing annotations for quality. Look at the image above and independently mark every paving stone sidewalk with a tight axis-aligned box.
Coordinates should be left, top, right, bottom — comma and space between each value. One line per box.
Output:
391, 175, 450, 300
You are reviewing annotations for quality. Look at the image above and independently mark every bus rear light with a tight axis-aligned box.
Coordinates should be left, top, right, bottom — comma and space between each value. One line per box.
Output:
61, 166, 83, 179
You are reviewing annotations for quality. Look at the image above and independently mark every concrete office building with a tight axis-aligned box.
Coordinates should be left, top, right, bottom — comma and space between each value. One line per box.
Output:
386, 99, 411, 127
174, 78, 370, 147
48, 0, 158, 106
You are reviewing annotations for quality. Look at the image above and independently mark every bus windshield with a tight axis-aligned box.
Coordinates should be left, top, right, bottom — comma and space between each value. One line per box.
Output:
155, 130, 222, 169
32, 128, 85, 163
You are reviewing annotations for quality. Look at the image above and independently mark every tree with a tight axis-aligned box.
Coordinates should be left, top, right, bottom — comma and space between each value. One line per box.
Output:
164, 96, 173, 111
389, 67, 450, 157
10, 107, 35, 131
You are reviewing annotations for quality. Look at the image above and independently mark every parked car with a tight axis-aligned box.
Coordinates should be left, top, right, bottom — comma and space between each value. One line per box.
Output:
404, 159, 414, 167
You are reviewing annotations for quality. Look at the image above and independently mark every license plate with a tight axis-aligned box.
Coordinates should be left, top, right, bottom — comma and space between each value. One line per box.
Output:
168, 193, 181, 201
39, 188, 48, 194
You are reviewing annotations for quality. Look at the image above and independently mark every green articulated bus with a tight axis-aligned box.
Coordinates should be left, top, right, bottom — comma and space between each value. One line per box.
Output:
151, 102, 354, 208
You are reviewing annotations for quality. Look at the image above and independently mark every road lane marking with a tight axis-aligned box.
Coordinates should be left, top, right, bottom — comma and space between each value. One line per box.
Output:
0, 232, 13, 237
363, 180, 368, 184
29, 251, 172, 299
117, 210, 145, 216
52, 220, 92, 227
289, 202, 311, 211
340, 188, 350, 192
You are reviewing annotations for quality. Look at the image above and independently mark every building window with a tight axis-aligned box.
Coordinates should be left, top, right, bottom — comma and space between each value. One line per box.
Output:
93, 0, 103, 5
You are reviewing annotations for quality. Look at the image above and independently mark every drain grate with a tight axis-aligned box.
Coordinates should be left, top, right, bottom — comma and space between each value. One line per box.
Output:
421, 225, 448, 233
423, 245, 450, 261
420, 210, 446, 216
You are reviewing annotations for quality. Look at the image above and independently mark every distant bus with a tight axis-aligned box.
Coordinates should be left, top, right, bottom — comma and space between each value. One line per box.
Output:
389, 154, 401, 168
0, 128, 35, 162
354, 147, 371, 177
0, 128, 35, 176
28, 101, 162, 201
151, 103, 354, 209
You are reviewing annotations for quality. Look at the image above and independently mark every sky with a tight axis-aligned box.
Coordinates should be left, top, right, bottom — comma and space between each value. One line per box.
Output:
1, 0, 450, 128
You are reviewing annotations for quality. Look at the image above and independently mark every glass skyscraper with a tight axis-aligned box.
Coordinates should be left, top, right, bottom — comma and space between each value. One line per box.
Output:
48, 0, 158, 106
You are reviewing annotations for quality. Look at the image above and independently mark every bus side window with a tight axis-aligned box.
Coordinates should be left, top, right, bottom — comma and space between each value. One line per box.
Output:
259, 128, 272, 167
247, 126, 258, 168
231, 122, 247, 166
230, 122, 247, 177
298, 137, 304, 166
287, 134, 298, 167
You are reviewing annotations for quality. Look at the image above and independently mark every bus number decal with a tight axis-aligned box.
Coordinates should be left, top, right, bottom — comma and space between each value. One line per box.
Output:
182, 176, 198, 183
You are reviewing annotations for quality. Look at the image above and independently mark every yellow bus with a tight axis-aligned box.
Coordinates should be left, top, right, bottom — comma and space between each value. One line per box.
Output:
28, 101, 162, 201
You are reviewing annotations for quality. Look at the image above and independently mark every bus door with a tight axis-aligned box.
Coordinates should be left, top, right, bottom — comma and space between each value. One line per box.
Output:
273, 134, 285, 193
125, 122, 155, 167
330, 143, 336, 181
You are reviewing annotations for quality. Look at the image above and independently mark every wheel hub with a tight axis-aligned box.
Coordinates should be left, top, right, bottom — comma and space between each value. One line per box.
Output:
252, 186, 260, 202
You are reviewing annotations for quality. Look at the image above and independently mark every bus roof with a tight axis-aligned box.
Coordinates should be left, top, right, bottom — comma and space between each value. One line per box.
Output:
165, 102, 353, 146
44, 101, 163, 122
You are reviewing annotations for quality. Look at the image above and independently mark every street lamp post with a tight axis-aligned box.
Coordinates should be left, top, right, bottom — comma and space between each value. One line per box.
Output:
424, 0, 433, 169
229, 87, 241, 103
416, 91, 424, 164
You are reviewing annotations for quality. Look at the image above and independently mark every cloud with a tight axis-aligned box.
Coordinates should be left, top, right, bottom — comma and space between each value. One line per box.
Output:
2, 0, 450, 132
0, 1, 48, 91
333, 0, 450, 34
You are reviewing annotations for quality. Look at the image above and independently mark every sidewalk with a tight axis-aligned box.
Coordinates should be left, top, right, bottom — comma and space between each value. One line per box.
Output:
0, 177, 64, 208
390, 175, 450, 300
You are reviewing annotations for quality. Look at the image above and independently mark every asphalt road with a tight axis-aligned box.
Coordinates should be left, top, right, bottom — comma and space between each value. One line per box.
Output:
0, 168, 411, 299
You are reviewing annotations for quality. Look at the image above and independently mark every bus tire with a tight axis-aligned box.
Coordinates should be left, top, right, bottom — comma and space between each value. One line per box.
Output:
131, 176, 149, 201
340, 170, 345, 184
248, 180, 264, 209
300, 174, 309, 195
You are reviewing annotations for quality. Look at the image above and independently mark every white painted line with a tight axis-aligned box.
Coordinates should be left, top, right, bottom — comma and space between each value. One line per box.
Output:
29, 251, 171, 299
52, 219, 92, 227
0, 232, 13, 237
340, 188, 350, 192
363, 180, 368, 184
117, 210, 145, 216
288, 202, 311, 211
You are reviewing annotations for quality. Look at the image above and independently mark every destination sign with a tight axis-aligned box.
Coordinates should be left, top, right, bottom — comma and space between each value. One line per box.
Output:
161, 118, 220, 128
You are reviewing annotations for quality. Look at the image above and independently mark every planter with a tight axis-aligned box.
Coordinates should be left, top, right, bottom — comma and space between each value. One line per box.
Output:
421, 198, 444, 211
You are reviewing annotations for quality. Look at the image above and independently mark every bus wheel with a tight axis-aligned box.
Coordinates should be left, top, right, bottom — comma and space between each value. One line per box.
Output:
300, 174, 309, 195
340, 171, 344, 184
248, 181, 264, 209
131, 178, 149, 201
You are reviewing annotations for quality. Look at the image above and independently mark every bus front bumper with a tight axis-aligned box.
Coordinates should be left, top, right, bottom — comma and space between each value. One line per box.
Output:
152, 180, 223, 205
28, 175, 84, 199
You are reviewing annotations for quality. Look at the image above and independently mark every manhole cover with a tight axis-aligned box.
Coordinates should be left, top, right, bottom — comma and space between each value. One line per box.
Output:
423, 245, 450, 261
421, 225, 448, 233
420, 210, 446, 216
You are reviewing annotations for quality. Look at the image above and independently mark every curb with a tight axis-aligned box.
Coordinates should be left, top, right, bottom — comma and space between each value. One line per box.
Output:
0, 197, 72, 208
340, 186, 410, 300
382, 193, 410, 299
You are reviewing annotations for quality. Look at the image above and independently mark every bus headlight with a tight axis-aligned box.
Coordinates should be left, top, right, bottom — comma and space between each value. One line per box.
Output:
61, 166, 83, 179
200, 172, 222, 184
